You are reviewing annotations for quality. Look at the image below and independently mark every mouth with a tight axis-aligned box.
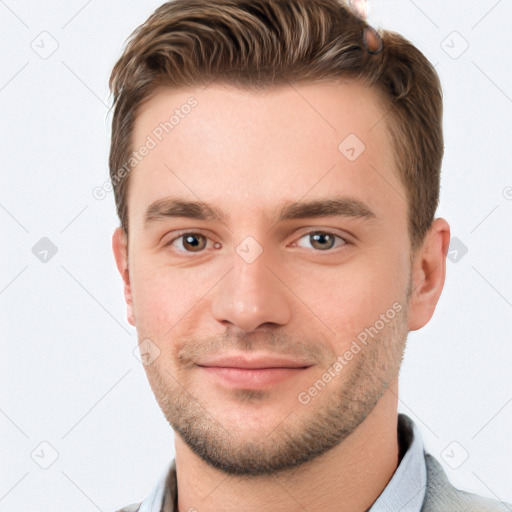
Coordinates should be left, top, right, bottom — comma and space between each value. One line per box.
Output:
195, 353, 314, 389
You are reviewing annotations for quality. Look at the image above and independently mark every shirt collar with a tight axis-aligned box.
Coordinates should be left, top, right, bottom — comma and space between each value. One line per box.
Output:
138, 413, 426, 512
137, 462, 169, 512
368, 413, 427, 511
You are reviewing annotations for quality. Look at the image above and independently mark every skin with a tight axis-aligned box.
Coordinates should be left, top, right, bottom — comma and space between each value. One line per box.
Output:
112, 81, 450, 511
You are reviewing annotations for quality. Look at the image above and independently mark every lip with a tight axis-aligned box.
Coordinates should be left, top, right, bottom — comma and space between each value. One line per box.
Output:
196, 353, 313, 389
198, 366, 309, 389
195, 353, 314, 370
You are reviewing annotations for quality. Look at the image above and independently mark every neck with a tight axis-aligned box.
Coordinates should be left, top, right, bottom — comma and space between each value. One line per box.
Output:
174, 378, 400, 512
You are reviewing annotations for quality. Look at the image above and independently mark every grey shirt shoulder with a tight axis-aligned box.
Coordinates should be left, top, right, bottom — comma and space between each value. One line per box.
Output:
421, 453, 511, 512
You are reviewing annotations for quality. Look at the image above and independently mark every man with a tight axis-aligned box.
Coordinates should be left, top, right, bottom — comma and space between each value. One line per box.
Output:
109, 0, 510, 510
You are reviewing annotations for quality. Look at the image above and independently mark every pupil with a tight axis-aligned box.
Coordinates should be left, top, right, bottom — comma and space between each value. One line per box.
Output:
184, 234, 205, 251
311, 232, 334, 250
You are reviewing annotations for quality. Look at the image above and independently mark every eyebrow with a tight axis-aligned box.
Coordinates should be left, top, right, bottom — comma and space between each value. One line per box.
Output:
144, 198, 226, 225
143, 196, 378, 227
275, 197, 377, 223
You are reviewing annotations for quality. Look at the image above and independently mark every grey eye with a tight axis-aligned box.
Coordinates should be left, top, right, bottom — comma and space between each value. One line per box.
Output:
295, 231, 345, 251
308, 232, 336, 250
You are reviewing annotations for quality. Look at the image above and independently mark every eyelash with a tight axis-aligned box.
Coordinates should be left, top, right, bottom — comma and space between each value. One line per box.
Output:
292, 231, 348, 251
163, 230, 349, 254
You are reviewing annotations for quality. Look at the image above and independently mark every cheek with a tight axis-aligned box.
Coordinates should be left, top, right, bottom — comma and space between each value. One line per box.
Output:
129, 258, 220, 332
284, 246, 407, 339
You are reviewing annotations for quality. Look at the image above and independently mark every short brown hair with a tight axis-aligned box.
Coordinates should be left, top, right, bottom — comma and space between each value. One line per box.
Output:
109, 0, 443, 252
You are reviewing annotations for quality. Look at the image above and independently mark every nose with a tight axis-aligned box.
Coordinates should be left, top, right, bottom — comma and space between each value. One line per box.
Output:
210, 246, 292, 332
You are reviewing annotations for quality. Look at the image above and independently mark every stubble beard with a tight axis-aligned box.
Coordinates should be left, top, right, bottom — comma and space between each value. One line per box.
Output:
144, 300, 410, 477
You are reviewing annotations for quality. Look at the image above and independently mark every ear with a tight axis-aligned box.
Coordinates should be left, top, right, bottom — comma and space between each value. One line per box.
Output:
112, 227, 135, 326
407, 217, 451, 331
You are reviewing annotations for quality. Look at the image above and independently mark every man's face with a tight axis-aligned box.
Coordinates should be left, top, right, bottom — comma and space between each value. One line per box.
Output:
116, 81, 416, 475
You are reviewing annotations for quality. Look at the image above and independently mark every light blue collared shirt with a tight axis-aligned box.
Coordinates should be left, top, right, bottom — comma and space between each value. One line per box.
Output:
133, 413, 426, 512
137, 468, 168, 512
369, 413, 426, 511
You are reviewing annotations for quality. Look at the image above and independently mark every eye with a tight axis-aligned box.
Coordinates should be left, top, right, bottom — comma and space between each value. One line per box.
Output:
166, 233, 216, 253
293, 231, 347, 251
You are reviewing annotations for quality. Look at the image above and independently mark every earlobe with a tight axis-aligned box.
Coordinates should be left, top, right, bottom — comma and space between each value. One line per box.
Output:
112, 227, 136, 326
407, 218, 451, 332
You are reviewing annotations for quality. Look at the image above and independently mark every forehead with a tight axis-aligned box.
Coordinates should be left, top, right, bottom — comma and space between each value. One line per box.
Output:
128, 81, 405, 229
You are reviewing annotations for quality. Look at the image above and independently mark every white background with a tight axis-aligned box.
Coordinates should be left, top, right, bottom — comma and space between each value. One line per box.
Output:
1, 1, 511, 510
